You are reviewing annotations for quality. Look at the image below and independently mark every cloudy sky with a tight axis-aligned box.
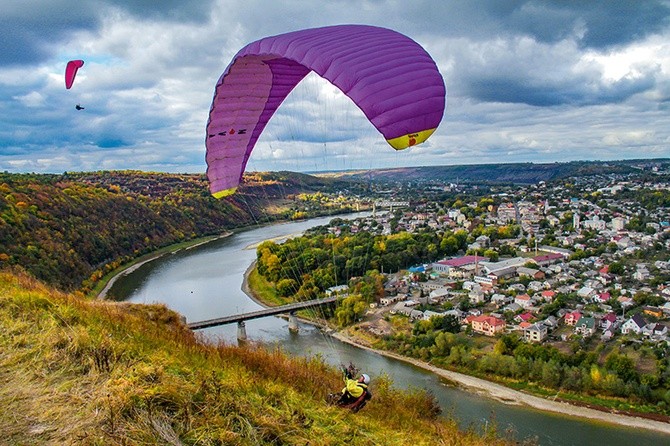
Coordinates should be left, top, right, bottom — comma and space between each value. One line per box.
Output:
1, 0, 669, 175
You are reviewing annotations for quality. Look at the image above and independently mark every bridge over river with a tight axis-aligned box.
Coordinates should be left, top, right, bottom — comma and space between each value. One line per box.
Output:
187, 296, 337, 339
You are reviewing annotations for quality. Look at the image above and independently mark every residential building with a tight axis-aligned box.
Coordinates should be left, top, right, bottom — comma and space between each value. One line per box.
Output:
469, 315, 506, 336
514, 294, 533, 309
600, 313, 618, 331
524, 323, 548, 343
621, 314, 647, 335
574, 316, 597, 337
517, 267, 545, 280
564, 311, 582, 326
642, 322, 668, 339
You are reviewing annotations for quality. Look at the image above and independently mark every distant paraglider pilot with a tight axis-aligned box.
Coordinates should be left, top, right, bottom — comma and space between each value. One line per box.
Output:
334, 365, 372, 413
66, 60, 85, 111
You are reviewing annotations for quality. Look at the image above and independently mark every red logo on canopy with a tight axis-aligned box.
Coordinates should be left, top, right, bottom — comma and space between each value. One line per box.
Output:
408, 133, 419, 146
209, 128, 247, 138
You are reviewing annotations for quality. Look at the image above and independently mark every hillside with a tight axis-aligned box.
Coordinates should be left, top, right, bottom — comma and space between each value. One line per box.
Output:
0, 171, 360, 293
0, 270, 513, 445
316, 159, 669, 185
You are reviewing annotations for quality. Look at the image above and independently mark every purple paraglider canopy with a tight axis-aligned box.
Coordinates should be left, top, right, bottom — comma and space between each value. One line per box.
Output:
65, 60, 84, 90
206, 24, 446, 198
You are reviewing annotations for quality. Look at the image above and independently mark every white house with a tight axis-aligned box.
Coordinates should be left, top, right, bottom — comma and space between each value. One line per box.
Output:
621, 314, 647, 335
642, 322, 668, 339
491, 293, 511, 306
577, 286, 595, 299
380, 294, 405, 306
514, 294, 533, 309
429, 287, 451, 301
326, 284, 349, 297
524, 323, 548, 343
469, 290, 486, 304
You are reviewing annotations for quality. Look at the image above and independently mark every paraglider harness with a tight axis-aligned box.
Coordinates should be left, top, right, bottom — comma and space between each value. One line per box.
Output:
328, 363, 372, 413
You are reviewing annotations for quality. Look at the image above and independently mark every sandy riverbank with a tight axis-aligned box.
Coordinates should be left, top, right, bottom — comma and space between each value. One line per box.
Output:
240, 262, 670, 435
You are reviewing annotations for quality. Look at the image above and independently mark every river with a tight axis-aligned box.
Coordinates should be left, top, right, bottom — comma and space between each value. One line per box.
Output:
105, 214, 670, 445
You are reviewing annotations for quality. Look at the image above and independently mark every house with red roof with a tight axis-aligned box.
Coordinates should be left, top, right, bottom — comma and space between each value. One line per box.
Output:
515, 312, 534, 324
531, 253, 564, 266
540, 290, 556, 302
593, 292, 611, 304
469, 315, 506, 336
514, 293, 533, 308
600, 312, 618, 331
564, 311, 582, 326
518, 321, 533, 330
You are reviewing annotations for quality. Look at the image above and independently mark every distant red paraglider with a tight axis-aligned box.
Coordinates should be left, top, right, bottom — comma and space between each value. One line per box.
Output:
65, 60, 84, 89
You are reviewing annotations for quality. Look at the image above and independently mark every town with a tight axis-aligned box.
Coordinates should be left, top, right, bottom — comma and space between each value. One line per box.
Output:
321, 165, 670, 350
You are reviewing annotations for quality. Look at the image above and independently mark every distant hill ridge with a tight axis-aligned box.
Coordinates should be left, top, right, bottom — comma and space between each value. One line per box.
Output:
314, 159, 668, 184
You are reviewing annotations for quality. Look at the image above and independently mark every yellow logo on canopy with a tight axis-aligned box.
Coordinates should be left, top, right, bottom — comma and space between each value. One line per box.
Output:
386, 128, 436, 150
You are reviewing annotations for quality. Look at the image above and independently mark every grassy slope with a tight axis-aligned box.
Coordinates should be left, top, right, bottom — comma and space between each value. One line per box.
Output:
0, 271, 513, 446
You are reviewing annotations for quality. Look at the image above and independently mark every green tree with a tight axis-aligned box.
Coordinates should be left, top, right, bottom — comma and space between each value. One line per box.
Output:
335, 295, 368, 326
440, 236, 459, 255
604, 353, 639, 383
483, 249, 499, 262
608, 261, 624, 275
276, 278, 298, 297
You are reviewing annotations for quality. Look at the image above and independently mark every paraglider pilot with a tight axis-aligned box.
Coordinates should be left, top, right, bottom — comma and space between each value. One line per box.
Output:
75, 104, 85, 110
336, 366, 372, 413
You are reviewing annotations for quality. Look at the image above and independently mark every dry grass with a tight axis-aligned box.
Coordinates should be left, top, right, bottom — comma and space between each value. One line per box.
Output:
0, 270, 516, 445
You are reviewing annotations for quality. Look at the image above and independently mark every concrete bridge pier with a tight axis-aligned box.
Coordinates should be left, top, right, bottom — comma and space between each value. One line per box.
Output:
237, 321, 247, 341
288, 312, 299, 333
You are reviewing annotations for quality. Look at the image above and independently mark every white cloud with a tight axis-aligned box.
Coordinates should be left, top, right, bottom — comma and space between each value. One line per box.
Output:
0, 0, 668, 177
13, 91, 45, 107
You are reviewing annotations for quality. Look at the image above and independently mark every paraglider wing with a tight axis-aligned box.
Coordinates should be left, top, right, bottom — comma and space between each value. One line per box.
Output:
206, 25, 446, 198
65, 60, 84, 89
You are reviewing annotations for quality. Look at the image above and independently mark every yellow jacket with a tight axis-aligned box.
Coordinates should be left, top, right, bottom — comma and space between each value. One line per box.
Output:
342, 377, 367, 398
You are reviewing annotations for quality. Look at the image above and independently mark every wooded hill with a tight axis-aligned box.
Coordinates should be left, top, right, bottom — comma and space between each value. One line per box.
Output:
317, 159, 669, 185
0, 171, 357, 293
